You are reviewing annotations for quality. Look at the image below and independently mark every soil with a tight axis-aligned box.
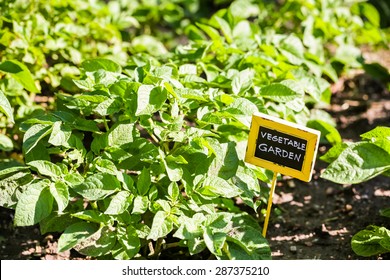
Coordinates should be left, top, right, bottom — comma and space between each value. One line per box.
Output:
1, 48, 389, 260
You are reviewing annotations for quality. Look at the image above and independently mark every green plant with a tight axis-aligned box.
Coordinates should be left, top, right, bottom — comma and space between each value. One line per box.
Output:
321, 126, 390, 257
1, 57, 275, 259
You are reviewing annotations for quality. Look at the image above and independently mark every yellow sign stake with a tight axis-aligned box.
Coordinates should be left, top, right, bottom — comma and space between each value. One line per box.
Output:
244, 113, 321, 238
262, 172, 278, 238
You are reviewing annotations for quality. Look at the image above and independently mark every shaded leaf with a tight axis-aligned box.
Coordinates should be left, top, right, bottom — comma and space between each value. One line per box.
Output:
14, 181, 53, 226
58, 222, 99, 252
75, 226, 117, 257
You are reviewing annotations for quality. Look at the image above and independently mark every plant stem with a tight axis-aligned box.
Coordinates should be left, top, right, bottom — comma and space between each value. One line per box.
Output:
102, 116, 109, 132
148, 238, 164, 258
147, 118, 159, 144
148, 241, 155, 256
155, 238, 163, 255
149, 132, 159, 144
90, 201, 98, 210
163, 242, 180, 250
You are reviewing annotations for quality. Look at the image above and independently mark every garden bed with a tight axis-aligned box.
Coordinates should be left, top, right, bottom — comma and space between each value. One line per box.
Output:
1, 52, 389, 259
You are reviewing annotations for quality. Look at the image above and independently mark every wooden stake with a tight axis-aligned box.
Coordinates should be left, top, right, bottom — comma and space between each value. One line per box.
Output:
262, 172, 278, 238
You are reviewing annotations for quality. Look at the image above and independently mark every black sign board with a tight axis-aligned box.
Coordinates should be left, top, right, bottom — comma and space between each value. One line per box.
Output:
255, 127, 307, 171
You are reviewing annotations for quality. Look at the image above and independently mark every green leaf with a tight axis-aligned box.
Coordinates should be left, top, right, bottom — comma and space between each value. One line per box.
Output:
361, 126, 390, 154
232, 165, 261, 210
94, 97, 122, 116
196, 23, 222, 41
48, 121, 72, 147
351, 226, 390, 257
178, 64, 197, 75
40, 213, 78, 235
131, 195, 149, 214
147, 211, 173, 241
174, 213, 206, 243
104, 191, 131, 215
94, 158, 118, 176
23, 124, 52, 154
14, 181, 53, 226
91, 133, 108, 154
117, 172, 135, 192
0, 160, 29, 178
307, 119, 341, 145
259, 82, 300, 103
28, 160, 64, 179
0, 171, 33, 208
49, 181, 69, 213
334, 45, 361, 67
380, 208, 390, 219
64, 173, 84, 186
206, 139, 239, 180
132, 35, 168, 56
160, 149, 185, 182
81, 58, 122, 73
136, 85, 167, 116
74, 226, 117, 257
137, 167, 151, 196
203, 227, 226, 256
168, 181, 180, 202
72, 210, 110, 224
58, 222, 100, 252
358, 3, 381, 27
280, 35, 304, 65
187, 237, 207, 255
222, 213, 271, 260
229, 0, 260, 19
0, 90, 14, 124
320, 142, 351, 163
214, 16, 232, 43
108, 122, 136, 148
0, 60, 39, 93
113, 226, 141, 260
232, 69, 254, 95
153, 199, 171, 212
199, 176, 242, 198
71, 173, 120, 200
321, 142, 390, 184
0, 134, 13, 151
363, 63, 390, 82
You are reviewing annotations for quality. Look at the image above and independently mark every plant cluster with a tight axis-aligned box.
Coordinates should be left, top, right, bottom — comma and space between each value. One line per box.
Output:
321, 126, 390, 257
0, 0, 388, 259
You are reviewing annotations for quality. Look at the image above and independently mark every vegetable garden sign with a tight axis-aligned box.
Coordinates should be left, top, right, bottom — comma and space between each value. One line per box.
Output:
245, 112, 320, 237
245, 112, 320, 182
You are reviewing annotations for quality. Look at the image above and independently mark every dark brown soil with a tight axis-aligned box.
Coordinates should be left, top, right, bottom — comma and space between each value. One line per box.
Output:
1, 49, 389, 260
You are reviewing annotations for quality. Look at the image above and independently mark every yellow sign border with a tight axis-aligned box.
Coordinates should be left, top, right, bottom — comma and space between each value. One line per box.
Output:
245, 113, 320, 182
